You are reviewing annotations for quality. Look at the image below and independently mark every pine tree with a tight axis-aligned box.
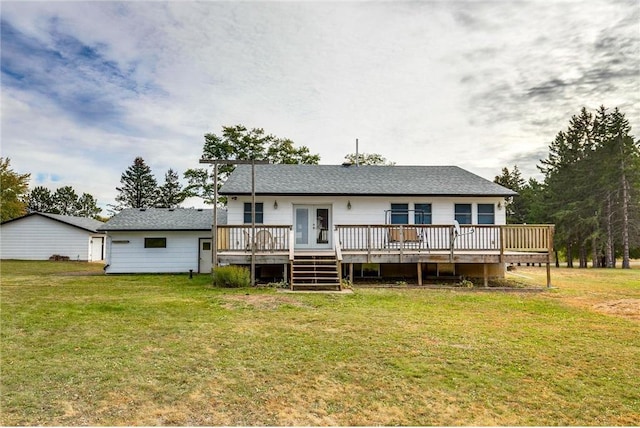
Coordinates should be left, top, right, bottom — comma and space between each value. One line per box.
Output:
594, 107, 640, 269
115, 157, 158, 209
539, 106, 639, 269
53, 186, 79, 216
493, 166, 526, 223
539, 108, 598, 267
27, 186, 54, 213
156, 169, 186, 208
76, 193, 102, 218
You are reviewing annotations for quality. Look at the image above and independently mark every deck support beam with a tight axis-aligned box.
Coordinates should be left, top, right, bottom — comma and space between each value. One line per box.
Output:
483, 263, 488, 287
417, 262, 423, 286
283, 263, 288, 284
546, 262, 551, 288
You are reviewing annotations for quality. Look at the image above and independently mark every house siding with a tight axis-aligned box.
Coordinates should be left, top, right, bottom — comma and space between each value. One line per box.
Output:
104, 231, 210, 273
0, 215, 101, 261
226, 196, 507, 226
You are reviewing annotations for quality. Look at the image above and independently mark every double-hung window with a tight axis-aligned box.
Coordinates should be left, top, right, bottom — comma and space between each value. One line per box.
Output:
243, 202, 264, 224
477, 204, 495, 224
454, 204, 472, 225
390, 203, 409, 224
414, 203, 432, 224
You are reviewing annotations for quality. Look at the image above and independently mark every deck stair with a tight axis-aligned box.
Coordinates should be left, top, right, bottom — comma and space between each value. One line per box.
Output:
291, 252, 341, 291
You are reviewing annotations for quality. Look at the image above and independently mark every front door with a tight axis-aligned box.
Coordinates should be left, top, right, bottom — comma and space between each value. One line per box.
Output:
199, 238, 212, 273
294, 205, 332, 250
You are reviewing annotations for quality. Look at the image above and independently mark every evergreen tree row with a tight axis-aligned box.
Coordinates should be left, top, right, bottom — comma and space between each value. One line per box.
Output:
496, 106, 640, 269
27, 186, 102, 219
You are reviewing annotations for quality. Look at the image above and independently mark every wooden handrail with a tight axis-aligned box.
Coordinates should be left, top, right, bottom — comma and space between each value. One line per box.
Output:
216, 224, 555, 255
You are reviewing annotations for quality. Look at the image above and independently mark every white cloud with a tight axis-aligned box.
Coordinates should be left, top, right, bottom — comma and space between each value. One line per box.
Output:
2, 0, 638, 212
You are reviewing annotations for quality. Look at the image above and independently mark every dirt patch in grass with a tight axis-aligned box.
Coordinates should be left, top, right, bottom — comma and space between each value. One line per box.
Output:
221, 294, 310, 310
593, 299, 640, 320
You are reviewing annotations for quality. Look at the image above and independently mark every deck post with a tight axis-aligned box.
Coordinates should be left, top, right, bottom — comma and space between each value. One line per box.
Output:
483, 263, 488, 287
499, 225, 504, 264
367, 225, 371, 263
417, 262, 422, 286
399, 225, 404, 263
251, 160, 256, 286
349, 263, 354, 282
283, 263, 288, 284
546, 262, 551, 288
212, 163, 218, 274
546, 225, 554, 288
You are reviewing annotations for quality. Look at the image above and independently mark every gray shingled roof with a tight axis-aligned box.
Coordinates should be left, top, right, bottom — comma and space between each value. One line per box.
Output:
98, 208, 227, 231
219, 164, 517, 196
1, 212, 105, 233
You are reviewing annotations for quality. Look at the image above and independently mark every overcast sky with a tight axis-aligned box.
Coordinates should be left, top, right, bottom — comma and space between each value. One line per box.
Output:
2, 0, 638, 211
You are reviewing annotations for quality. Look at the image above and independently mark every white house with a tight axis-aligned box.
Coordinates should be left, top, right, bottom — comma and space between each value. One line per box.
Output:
98, 208, 227, 274
215, 164, 553, 289
0, 212, 106, 261
98, 164, 554, 288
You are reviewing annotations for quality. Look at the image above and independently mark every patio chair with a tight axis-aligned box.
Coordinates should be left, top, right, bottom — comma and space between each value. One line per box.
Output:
255, 230, 273, 250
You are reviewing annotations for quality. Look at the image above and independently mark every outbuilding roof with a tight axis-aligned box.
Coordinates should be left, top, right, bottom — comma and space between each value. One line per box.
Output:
98, 208, 226, 231
219, 164, 517, 197
1, 212, 105, 233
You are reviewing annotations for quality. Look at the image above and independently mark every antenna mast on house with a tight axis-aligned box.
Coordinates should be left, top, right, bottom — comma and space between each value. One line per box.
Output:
355, 138, 359, 166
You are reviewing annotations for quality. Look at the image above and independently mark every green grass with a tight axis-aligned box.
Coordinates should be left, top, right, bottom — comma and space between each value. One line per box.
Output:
1, 261, 639, 425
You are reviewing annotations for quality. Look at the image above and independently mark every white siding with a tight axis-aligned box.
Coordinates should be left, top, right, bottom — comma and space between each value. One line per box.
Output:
104, 231, 210, 274
0, 215, 98, 260
226, 196, 508, 226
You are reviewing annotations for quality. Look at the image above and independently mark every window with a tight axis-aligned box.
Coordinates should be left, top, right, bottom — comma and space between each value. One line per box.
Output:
477, 204, 495, 224
390, 203, 409, 224
243, 202, 264, 223
414, 203, 432, 224
454, 204, 472, 225
202, 241, 211, 251
144, 237, 166, 248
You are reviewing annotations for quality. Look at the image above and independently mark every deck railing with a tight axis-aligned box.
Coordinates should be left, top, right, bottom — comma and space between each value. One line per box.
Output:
217, 225, 292, 252
216, 224, 554, 254
335, 224, 554, 253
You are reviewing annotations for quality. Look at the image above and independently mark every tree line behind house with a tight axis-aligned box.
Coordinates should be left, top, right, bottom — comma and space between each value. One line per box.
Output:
493, 106, 639, 269
2, 110, 638, 268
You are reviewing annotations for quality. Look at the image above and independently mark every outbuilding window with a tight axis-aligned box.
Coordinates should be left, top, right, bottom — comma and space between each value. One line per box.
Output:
144, 237, 167, 248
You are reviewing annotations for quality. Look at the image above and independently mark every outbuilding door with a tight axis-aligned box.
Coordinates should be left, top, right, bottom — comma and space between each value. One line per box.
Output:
199, 238, 212, 273
293, 205, 332, 250
90, 237, 104, 261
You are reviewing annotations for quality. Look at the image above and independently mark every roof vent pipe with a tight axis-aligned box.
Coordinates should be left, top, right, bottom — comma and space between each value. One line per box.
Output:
355, 138, 359, 167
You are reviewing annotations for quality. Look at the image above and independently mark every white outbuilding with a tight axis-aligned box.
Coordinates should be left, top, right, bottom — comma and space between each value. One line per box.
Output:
0, 212, 106, 261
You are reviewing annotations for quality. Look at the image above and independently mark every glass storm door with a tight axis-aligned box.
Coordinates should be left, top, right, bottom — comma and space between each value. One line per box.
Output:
294, 205, 331, 250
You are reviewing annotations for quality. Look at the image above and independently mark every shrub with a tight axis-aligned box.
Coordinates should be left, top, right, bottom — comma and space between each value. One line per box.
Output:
212, 266, 251, 288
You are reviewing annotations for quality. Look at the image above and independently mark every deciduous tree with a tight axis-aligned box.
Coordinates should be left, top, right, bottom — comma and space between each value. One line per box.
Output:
343, 152, 394, 165
185, 125, 320, 204
0, 157, 30, 222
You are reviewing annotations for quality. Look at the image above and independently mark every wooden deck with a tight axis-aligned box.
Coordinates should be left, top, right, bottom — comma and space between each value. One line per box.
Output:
215, 224, 555, 287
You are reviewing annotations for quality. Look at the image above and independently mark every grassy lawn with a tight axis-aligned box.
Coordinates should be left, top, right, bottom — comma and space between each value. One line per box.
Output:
1, 260, 639, 426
